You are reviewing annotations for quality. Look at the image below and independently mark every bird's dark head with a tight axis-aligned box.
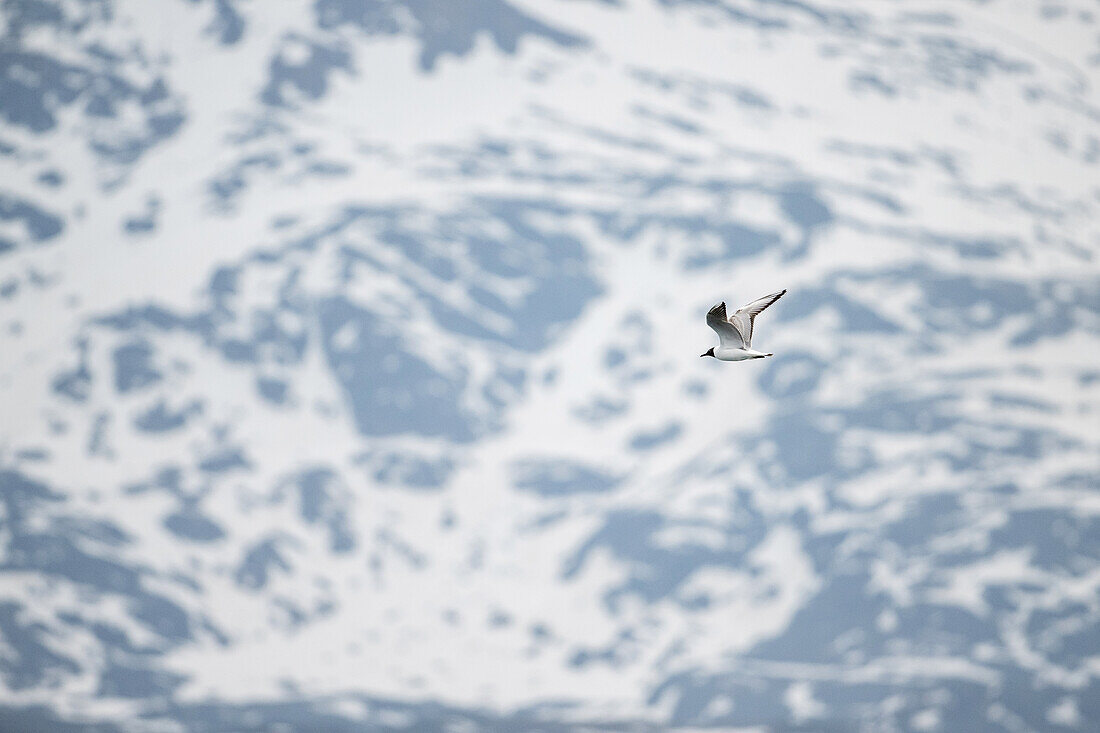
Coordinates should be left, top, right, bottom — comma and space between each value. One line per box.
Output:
700, 347, 715, 358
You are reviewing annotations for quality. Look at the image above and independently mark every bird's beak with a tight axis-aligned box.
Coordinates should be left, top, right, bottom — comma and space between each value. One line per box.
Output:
699, 352, 708, 357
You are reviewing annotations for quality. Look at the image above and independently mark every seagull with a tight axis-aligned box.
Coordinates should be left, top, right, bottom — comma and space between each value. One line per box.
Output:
701, 289, 786, 361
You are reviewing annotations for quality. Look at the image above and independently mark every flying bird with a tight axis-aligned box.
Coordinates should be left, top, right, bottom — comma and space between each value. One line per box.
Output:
701, 289, 786, 361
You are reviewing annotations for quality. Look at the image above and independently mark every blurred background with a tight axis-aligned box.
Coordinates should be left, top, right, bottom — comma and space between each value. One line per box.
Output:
2, 1, 1099, 730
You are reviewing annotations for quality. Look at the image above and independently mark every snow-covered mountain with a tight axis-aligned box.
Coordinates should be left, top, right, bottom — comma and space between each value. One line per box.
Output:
2, 1, 1099, 730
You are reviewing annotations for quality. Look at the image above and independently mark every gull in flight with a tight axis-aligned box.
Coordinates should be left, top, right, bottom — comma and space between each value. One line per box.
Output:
701, 289, 786, 361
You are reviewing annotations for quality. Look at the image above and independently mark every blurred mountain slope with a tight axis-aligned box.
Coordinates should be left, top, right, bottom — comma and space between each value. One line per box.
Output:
1, 0, 1099, 730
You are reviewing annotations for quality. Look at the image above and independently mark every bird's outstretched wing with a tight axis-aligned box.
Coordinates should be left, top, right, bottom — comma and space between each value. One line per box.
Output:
706, 301, 746, 348
731, 289, 786, 346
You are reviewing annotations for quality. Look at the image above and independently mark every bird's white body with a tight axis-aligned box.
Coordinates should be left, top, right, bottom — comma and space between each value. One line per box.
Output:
713, 346, 771, 361
702, 290, 786, 361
